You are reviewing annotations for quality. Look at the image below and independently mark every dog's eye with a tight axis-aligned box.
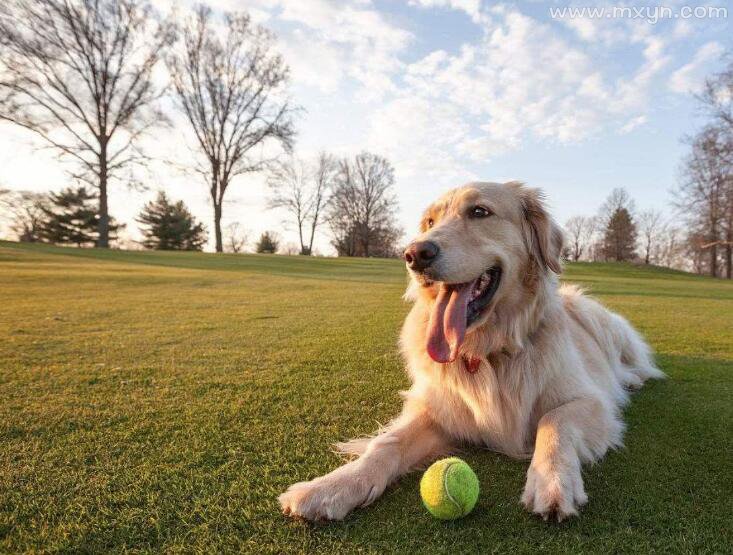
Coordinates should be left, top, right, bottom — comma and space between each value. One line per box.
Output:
469, 206, 492, 218
426, 218, 434, 228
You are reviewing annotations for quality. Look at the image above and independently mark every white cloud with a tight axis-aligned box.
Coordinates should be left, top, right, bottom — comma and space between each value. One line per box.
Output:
368, 7, 668, 175
672, 19, 693, 39
278, 30, 346, 93
613, 35, 672, 113
366, 96, 476, 181
620, 115, 648, 134
156, 0, 413, 100
668, 41, 724, 94
353, 3, 713, 222
560, 12, 631, 45
256, 0, 412, 99
409, 0, 487, 23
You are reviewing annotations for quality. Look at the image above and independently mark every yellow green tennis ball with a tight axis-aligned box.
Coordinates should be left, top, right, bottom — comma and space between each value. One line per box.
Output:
420, 457, 479, 520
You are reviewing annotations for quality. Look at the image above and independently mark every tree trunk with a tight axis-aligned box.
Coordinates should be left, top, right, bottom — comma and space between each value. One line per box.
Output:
298, 219, 308, 255
97, 142, 110, 248
709, 243, 717, 277
709, 220, 718, 277
211, 165, 223, 253
728, 208, 733, 279
362, 222, 370, 257
214, 202, 223, 253
307, 223, 317, 256
725, 226, 732, 279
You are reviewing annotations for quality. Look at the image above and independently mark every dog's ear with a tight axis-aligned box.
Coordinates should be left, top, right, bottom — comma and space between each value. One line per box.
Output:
514, 183, 564, 274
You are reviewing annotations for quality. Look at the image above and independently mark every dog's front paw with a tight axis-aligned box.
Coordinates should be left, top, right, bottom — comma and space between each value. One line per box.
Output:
279, 463, 383, 521
521, 460, 588, 522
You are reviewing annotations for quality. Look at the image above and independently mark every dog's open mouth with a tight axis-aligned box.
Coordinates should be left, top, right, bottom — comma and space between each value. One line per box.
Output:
426, 266, 502, 364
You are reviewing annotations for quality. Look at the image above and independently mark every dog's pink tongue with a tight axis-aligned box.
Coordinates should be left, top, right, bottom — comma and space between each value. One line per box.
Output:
427, 282, 472, 363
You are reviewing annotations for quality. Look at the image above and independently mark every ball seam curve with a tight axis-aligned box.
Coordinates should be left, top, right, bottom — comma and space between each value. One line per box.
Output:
442, 461, 464, 515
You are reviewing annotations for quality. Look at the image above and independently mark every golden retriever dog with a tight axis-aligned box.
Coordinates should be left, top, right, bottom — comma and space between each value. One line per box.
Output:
279, 181, 663, 522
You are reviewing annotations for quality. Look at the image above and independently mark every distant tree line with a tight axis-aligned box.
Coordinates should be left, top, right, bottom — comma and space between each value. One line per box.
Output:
562, 184, 724, 276
563, 189, 667, 266
0, 0, 402, 257
7, 1, 727, 266
563, 59, 732, 279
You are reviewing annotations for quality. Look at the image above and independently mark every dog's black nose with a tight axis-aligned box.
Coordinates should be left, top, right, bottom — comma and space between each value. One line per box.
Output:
404, 241, 439, 271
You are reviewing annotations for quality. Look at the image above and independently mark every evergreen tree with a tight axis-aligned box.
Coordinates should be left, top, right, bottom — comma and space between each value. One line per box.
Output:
136, 191, 207, 251
255, 231, 279, 254
40, 187, 122, 247
602, 207, 637, 261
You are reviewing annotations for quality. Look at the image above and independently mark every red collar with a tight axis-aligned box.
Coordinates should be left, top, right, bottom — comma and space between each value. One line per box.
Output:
463, 356, 482, 373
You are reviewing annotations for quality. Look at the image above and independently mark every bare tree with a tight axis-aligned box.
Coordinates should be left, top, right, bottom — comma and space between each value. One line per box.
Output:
309, 152, 337, 255
699, 59, 733, 137
279, 242, 300, 255
267, 152, 336, 255
168, 6, 295, 253
685, 229, 709, 274
327, 152, 402, 258
564, 215, 595, 262
678, 58, 733, 278
638, 209, 665, 265
725, 181, 733, 278
267, 157, 308, 254
658, 226, 684, 270
676, 126, 729, 277
0, 0, 175, 248
564, 217, 583, 262
224, 221, 248, 253
0, 189, 49, 241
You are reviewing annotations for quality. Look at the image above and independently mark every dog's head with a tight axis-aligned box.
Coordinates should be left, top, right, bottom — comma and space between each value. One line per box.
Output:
403, 181, 563, 363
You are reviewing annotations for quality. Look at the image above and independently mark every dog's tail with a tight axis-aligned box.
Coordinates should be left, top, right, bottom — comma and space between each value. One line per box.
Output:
611, 312, 665, 387
561, 284, 664, 390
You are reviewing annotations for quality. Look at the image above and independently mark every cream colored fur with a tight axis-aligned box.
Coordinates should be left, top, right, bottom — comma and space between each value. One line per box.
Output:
279, 181, 664, 522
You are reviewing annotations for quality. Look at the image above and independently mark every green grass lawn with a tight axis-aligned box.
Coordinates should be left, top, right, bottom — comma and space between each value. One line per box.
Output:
1, 241, 731, 553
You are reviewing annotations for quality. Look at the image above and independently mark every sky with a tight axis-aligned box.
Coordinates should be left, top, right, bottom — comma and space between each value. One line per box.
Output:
0, 0, 731, 253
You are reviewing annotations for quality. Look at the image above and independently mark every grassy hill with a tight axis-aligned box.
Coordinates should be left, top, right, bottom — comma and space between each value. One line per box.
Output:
1, 241, 731, 553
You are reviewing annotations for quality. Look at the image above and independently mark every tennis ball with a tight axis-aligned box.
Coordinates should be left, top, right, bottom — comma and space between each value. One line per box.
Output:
420, 457, 479, 520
